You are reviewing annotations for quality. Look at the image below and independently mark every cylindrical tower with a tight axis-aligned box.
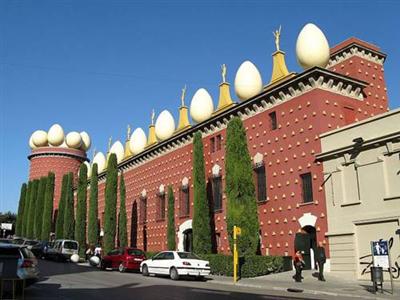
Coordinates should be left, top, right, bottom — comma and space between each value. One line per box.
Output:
28, 147, 88, 209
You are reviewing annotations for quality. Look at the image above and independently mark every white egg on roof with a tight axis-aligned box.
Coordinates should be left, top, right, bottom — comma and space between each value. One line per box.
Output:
84, 161, 92, 178
29, 135, 37, 149
234, 60, 263, 101
92, 152, 106, 173
296, 23, 330, 69
129, 128, 147, 155
190, 88, 214, 123
48, 124, 65, 146
155, 110, 175, 141
110, 140, 124, 163
32, 130, 48, 147
66, 131, 82, 149
80, 131, 91, 151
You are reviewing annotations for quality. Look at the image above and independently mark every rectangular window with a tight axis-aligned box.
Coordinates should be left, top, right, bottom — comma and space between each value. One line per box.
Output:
343, 106, 356, 124
157, 194, 166, 220
255, 165, 267, 202
216, 134, 222, 151
301, 173, 313, 203
140, 197, 147, 223
210, 137, 215, 153
180, 187, 190, 217
212, 176, 223, 211
269, 111, 277, 130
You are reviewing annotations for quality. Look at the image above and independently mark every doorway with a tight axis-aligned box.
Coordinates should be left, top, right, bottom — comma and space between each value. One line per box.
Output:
183, 229, 193, 252
294, 226, 317, 270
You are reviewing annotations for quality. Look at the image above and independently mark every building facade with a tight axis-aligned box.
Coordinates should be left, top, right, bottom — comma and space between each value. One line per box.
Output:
317, 108, 400, 280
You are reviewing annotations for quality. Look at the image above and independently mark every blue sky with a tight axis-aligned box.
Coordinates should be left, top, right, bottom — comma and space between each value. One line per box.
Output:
1, 0, 399, 213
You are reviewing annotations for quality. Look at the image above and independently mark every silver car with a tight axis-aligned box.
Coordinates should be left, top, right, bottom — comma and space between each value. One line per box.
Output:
0, 243, 40, 286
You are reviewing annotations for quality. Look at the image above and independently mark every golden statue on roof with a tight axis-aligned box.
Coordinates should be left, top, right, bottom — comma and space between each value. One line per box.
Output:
151, 109, 155, 125
181, 85, 187, 107
221, 64, 227, 83
273, 25, 282, 52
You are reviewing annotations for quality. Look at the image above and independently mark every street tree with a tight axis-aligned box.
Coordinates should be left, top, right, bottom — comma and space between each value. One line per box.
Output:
118, 172, 127, 248
15, 183, 27, 236
167, 185, 176, 250
63, 173, 75, 239
41, 172, 55, 241
104, 153, 118, 254
88, 163, 99, 247
75, 163, 88, 256
55, 174, 68, 239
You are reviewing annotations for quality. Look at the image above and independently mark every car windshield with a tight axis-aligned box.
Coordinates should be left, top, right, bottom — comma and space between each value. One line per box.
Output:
0, 239, 13, 244
127, 249, 144, 256
20, 247, 36, 259
63, 241, 78, 250
12, 239, 24, 245
24, 240, 38, 246
177, 252, 201, 260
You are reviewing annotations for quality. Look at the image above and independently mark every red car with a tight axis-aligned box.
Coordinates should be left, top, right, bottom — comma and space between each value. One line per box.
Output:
101, 247, 146, 272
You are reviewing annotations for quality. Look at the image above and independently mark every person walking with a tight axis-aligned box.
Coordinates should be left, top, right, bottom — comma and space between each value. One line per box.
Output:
316, 242, 326, 281
293, 250, 305, 282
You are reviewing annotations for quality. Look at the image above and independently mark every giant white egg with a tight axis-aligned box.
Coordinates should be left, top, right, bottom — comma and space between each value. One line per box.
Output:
234, 60, 263, 101
66, 131, 82, 149
32, 130, 48, 147
129, 127, 147, 155
80, 131, 91, 151
155, 110, 175, 141
89, 256, 100, 266
110, 140, 124, 163
296, 23, 330, 69
29, 135, 37, 149
93, 152, 106, 172
70, 254, 80, 263
48, 124, 65, 146
83, 161, 91, 178
190, 88, 214, 123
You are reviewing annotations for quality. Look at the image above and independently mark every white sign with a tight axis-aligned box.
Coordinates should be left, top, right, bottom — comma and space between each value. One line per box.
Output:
1, 223, 12, 230
371, 240, 390, 269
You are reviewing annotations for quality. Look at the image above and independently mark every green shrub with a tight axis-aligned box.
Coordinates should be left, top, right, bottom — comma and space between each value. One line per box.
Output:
199, 254, 286, 278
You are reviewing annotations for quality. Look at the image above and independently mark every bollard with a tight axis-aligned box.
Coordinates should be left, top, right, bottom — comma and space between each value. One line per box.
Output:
370, 266, 383, 293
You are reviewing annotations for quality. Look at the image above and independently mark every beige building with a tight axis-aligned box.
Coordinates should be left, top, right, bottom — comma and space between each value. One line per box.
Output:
317, 108, 400, 280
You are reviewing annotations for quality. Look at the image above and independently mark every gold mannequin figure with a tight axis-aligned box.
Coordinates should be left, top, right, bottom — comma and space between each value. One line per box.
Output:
108, 137, 112, 152
221, 64, 227, 83
151, 109, 155, 125
127, 124, 131, 140
181, 85, 187, 107
273, 25, 282, 52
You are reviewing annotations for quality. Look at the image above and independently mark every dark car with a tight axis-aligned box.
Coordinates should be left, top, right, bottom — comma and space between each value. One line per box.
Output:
101, 247, 146, 272
31, 241, 53, 259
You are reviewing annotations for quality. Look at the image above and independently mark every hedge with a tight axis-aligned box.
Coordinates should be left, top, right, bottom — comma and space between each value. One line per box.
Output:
200, 254, 291, 278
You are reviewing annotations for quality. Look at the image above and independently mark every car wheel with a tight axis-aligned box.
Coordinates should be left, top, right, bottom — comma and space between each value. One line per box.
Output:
142, 264, 149, 276
170, 267, 179, 281
119, 262, 126, 273
100, 261, 106, 270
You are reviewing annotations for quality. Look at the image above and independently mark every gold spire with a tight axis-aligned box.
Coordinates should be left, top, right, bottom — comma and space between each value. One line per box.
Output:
176, 85, 191, 132
268, 26, 295, 86
214, 64, 235, 115
146, 109, 157, 147
124, 124, 132, 159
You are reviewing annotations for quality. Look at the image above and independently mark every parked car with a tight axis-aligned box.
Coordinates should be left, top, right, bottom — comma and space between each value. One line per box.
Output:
45, 239, 79, 262
11, 238, 39, 250
0, 243, 40, 286
0, 238, 13, 244
101, 247, 146, 272
31, 241, 53, 259
140, 251, 210, 280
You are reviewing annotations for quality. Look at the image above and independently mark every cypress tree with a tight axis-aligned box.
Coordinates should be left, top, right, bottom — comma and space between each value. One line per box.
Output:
118, 172, 127, 248
22, 181, 32, 237
225, 117, 259, 257
167, 185, 176, 250
34, 176, 47, 239
27, 179, 39, 239
15, 183, 27, 237
55, 174, 68, 239
192, 132, 212, 254
88, 163, 99, 247
104, 153, 118, 254
41, 172, 55, 241
75, 163, 88, 256
63, 172, 75, 239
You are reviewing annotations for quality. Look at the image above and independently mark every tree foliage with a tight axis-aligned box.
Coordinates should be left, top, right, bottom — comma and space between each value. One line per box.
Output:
88, 163, 99, 247
55, 174, 68, 239
15, 183, 27, 236
63, 172, 75, 240
22, 181, 32, 237
167, 185, 176, 250
34, 176, 47, 239
225, 117, 259, 256
41, 172, 55, 241
104, 154, 118, 254
75, 164, 88, 256
118, 172, 127, 248
27, 179, 39, 239
192, 132, 212, 254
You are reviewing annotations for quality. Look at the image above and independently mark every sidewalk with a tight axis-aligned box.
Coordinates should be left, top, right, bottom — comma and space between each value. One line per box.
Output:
208, 270, 400, 299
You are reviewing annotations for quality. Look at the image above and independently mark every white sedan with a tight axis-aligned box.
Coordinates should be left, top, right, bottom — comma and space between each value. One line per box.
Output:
140, 251, 210, 280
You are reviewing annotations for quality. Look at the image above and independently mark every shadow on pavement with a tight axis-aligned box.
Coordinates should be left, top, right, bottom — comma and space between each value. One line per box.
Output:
37, 259, 100, 280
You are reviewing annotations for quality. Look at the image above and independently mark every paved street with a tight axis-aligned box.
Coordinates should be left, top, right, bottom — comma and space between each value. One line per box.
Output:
24, 260, 319, 300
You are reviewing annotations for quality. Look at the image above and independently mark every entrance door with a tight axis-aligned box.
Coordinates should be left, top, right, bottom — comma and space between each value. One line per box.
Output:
183, 229, 193, 252
294, 226, 317, 270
